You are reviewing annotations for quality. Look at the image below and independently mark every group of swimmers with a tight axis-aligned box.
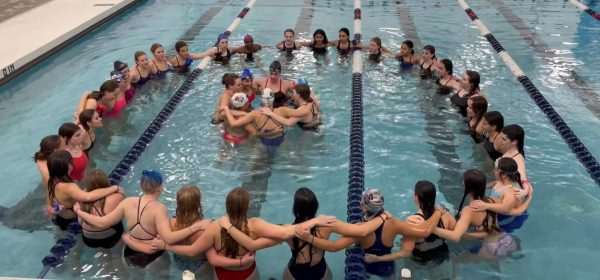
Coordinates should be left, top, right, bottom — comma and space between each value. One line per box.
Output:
28, 25, 537, 279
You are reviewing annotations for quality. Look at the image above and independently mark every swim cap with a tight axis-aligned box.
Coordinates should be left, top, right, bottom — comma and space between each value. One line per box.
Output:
241, 68, 253, 80
269, 60, 282, 73
113, 61, 128, 71
295, 78, 308, 85
142, 170, 163, 185
261, 88, 274, 106
244, 34, 254, 43
231, 92, 249, 108
362, 188, 384, 214
217, 33, 229, 44
110, 71, 125, 83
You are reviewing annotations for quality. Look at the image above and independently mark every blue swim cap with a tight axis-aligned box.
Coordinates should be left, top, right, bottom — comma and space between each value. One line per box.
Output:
142, 170, 163, 185
295, 78, 308, 85
241, 68, 253, 80
217, 33, 229, 44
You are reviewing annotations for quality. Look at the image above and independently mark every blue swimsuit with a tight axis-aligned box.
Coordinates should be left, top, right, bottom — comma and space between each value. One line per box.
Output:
364, 223, 395, 277
133, 65, 151, 88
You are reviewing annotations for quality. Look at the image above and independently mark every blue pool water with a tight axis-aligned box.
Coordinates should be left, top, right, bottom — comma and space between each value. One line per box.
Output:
1, 0, 600, 279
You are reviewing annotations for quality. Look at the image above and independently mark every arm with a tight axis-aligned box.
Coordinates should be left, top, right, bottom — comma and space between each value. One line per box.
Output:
122, 233, 159, 254
219, 215, 281, 251
296, 226, 357, 252
248, 215, 335, 240
194, 47, 217, 59
75, 92, 91, 116
162, 221, 218, 257
67, 184, 119, 202
433, 208, 473, 243
154, 205, 207, 244
463, 231, 489, 240
470, 192, 516, 215
365, 237, 414, 263
507, 186, 533, 216
75, 199, 125, 228
223, 107, 255, 127
330, 212, 389, 237
389, 210, 442, 238
206, 247, 255, 268
258, 107, 303, 127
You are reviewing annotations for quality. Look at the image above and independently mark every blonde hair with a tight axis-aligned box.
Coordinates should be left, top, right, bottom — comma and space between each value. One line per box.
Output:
175, 185, 203, 230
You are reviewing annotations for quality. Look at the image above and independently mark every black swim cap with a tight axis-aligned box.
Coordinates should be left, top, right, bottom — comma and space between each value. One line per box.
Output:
114, 61, 128, 71
269, 60, 282, 72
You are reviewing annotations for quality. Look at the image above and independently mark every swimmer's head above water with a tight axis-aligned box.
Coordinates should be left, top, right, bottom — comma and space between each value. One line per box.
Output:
361, 188, 384, 219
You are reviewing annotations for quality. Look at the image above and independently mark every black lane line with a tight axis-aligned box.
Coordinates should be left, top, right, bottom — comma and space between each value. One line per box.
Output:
294, 0, 315, 34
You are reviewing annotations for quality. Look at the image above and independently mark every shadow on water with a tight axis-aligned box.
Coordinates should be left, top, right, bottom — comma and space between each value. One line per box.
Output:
0, 183, 52, 231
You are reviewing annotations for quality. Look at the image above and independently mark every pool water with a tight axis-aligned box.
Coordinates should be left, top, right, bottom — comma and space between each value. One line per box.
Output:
1, 0, 600, 279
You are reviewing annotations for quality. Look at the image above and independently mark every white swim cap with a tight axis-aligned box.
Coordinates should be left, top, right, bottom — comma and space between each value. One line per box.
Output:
231, 92, 248, 108
261, 88, 274, 106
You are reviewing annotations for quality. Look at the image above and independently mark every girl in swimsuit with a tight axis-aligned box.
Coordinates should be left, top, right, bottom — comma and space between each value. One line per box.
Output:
293, 189, 442, 278
194, 34, 236, 64
221, 92, 254, 145
149, 43, 173, 78
170, 41, 204, 72
365, 181, 456, 266
355, 37, 392, 63
394, 40, 421, 69
78, 109, 102, 155
328, 27, 355, 56
233, 34, 262, 62
76, 170, 209, 268
259, 83, 322, 131
240, 68, 258, 105
79, 169, 126, 249
47, 151, 120, 230
466, 96, 488, 143
113, 60, 136, 102
276, 28, 301, 55
298, 29, 330, 56
451, 70, 485, 117
418, 45, 437, 79
470, 158, 532, 232
493, 124, 532, 199
34, 135, 65, 215
435, 59, 461, 95
129, 51, 152, 88
58, 122, 88, 182
252, 60, 294, 99
213, 73, 244, 123
74, 79, 117, 120
480, 111, 504, 161
433, 169, 524, 260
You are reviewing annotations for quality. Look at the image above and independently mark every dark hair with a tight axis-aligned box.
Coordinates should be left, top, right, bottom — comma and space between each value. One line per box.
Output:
34, 135, 62, 162
284, 28, 295, 36
339, 27, 350, 38
79, 109, 96, 131
175, 41, 188, 53
496, 157, 523, 189
465, 70, 481, 95
440, 59, 453, 75
58, 122, 80, 145
483, 111, 504, 133
414, 181, 436, 219
222, 73, 232, 85
134, 51, 147, 62
313, 29, 328, 45
456, 169, 486, 218
502, 124, 525, 157
99, 80, 118, 94
150, 43, 163, 54
291, 188, 319, 264
223, 73, 240, 89
423, 45, 436, 59
469, 96, 488, 127
81, 169, 111, 214
295, 84, 313, 103
47, 150, 73, 202
273, 92, 288, 108
87, 90, 103, 101
402, 40, 415, 54
220, 187, 250, 258
371, 37, 382, 47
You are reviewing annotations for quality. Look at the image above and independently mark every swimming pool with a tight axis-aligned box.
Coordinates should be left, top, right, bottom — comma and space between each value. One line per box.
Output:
1, 0, 600, 279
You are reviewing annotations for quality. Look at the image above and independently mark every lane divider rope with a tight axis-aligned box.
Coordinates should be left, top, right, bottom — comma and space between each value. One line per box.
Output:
569, 0, 600, 21
458, 0, 600, 186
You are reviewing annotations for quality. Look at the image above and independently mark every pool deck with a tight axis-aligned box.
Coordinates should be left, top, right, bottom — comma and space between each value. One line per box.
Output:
0, 0, 140, 86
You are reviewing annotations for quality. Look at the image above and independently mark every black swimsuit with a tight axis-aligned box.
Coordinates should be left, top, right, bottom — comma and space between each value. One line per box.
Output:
450, 90, 477, 117
469, 117, 485, 143
296, 103, 321, 131
51, 196, 77, 230
124, 198, 165, 268
337, 41, 352, 55
81, 196, 125, 249
369, 48, 382, 63
287, 237, 327, 280
309, 42, 328, 55
437, 77, 455, 95
152, 60, 169, 78
83, 132, 95, 156
214, 47, 232, 64
419, 60, 436, 79
279, 41, 297, 56
484, 134, 503, 161
411, 213, 449, 263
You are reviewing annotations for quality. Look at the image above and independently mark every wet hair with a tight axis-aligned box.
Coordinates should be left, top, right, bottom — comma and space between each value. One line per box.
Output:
81, 169, 111, 214
79, 109, 96, 131
34, 135, 62, 162
273, 92, 288, 108
175, 185, 204, 230
99, 80, 118, 94
313, 29, 329, 45
134, 51, 147, 62
140, 171, 162, 193
414, 181, 436, 219
496, 158, 523, 189
269, 60, 282, 73
150, 43, 163, 54
339, 27, 350, 38
220, 187, 250, 258
87, 90, 104, 101
483, 111, 504, 133
58, 122, 80, 145
291, 188, 319, 264
295, 84, 313, 103
469, 96, 488, 126
456, 169, 500, 233
423, 45, 436, 59
47, 150, 73, 202
402, 40, 415, 54
502, 124, 525, 157
440, 59, 453, 75
284, 28, 295, 36
371, 37, 382, 47
175, 41, 188, 53
465, 70, 481, 95
223, 73, 240, 89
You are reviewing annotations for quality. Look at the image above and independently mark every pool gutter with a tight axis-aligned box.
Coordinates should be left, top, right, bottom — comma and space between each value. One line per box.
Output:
0, 0, 142, 86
